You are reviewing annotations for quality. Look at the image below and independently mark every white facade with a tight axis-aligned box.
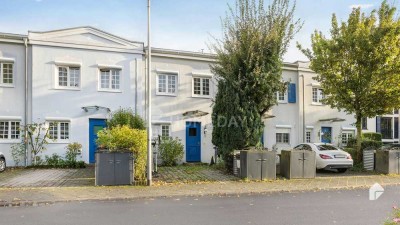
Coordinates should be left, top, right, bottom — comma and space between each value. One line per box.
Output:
0, 26, 369, 167
0, 34, 27, 165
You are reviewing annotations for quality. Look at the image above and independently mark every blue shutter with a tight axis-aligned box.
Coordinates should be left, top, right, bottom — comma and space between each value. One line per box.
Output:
288, 83, 296, 103
376, 117, 381, 133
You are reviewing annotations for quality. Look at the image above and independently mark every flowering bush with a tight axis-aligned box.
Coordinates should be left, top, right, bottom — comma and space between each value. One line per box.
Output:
384, 206, 400, 225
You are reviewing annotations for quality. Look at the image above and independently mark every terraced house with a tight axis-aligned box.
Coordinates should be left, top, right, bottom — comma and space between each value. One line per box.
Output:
0, 26, 393, 166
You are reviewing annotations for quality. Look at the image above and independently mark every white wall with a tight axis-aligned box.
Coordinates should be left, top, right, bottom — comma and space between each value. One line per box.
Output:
31, 45, 143, 163
150, 56, 215, 163
0, 42, 26, 166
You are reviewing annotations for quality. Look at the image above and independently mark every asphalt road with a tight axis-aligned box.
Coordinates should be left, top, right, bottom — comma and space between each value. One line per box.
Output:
0, 186, 398, 225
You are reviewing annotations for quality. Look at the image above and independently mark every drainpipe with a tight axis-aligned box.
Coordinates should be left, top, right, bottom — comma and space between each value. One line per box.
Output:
135, 59, 138, 115
23, 37, 28, 166
300, 74, 305, 143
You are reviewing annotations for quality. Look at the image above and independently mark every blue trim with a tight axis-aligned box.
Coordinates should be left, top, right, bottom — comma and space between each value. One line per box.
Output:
89, 119, 107, 163
288, 83, 296, 103
186, 122, 201, 162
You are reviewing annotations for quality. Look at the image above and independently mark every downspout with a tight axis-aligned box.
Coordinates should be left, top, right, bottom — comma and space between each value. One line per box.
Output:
23, 37, 28, 166
300, 74, 305, 143
135, 59, 138, 115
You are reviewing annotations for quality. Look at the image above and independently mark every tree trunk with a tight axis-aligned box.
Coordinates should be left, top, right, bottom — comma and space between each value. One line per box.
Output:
356, 114, 362, 163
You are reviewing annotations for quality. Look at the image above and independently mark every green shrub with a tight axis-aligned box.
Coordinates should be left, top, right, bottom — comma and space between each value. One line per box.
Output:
65, 142, 82, 162
347, 138, 382, 150
159, 137, 184, 166
362, 132, 382, 142
97, 125, 147, 180
42, 153, 85, 169
10, 143, 25, 167
108, 108, 146, 130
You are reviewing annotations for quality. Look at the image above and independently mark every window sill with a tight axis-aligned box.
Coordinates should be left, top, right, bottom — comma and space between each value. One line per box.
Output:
48, 140, 70, 144
0, 84, 14, 88
98, 89, 122, 93
54, 87, 81, 91
0, 139, 21, 144
277, 101, 288, 104
192, 95, 211, 99
311, 102, 324, 106
156, 92, 177, 97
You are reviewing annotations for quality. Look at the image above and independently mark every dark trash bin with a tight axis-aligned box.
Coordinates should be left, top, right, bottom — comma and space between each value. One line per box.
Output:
95, 150, 134, 186
240, 150, 276, 180
280, 150, 316, 179
375, 150, 400, 174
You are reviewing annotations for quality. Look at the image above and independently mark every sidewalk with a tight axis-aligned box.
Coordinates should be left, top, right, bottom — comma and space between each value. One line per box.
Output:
1, 174, 400, 207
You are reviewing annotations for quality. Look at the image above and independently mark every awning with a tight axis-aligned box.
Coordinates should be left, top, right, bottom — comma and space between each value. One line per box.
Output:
262, 113, 275, 119
182, 110, 209, 118
319, 117, 346, 122
81, 105, 111, 113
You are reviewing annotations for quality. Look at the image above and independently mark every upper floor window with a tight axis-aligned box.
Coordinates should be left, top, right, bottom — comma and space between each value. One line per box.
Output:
57, 66, 80, 89
276, 91, 287, 103
0, 62, 13, 86
157, 74, 177, 96
100, 69, 121, 91
312, 87, 324, 104
193, 77, 210, 97
48, 121, 70, 141
0, 121, 20, 140
362, 117, 368, 130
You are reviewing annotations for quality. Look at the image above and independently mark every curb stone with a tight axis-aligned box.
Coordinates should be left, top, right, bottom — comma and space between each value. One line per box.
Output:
0, 183, 396, 208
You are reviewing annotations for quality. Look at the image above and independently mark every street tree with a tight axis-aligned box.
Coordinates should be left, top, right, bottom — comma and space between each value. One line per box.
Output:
298, 1, 400, 161
211, 0, 302, 161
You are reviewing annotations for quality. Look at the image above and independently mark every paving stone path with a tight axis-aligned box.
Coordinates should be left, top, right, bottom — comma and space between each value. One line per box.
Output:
0, 168, 94, 187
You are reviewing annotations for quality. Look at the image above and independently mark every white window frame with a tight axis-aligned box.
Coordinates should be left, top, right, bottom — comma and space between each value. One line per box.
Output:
47, 121, 70, 143
192, 76, 211, 98
56, 66, 81, 90
156, 73, 178, 96
161, 125, 171, 137
276, 132, 290, 144
0, 120, 21, 143
306, 130, 312, 143
0, 61, 14, 87
276, 90, 287, 103
341, 131, 354, 147
98, 68, 122, 92
312, 87, 324, 104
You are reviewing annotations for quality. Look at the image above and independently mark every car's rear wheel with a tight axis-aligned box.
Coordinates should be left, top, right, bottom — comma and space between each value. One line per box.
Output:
0, 158, 6, 172
337, 168, 347, 173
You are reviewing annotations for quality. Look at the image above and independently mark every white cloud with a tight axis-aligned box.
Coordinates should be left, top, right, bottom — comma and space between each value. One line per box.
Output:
349, 4, 374, 9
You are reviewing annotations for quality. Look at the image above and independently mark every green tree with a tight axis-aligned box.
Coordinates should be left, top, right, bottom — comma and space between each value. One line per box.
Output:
211, 0, 302, 161
108, 108, 146, 130
298, 1, 400, 161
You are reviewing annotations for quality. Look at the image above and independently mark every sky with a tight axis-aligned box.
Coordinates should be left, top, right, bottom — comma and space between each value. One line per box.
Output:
0, 0, 395, 62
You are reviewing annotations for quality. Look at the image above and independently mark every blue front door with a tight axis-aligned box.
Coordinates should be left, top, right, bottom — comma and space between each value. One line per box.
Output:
89, 119, 107, 163
186, 122, 201, 162
321, 127, 332, 143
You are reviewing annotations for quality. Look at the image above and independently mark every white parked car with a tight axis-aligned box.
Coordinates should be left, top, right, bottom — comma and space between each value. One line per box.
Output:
294, 143, 353, 173
0, 152, 5, 172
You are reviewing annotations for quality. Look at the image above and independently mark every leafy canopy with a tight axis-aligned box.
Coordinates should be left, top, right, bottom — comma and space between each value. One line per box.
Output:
298, 1, 400, 117
211, 0, 302, 157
